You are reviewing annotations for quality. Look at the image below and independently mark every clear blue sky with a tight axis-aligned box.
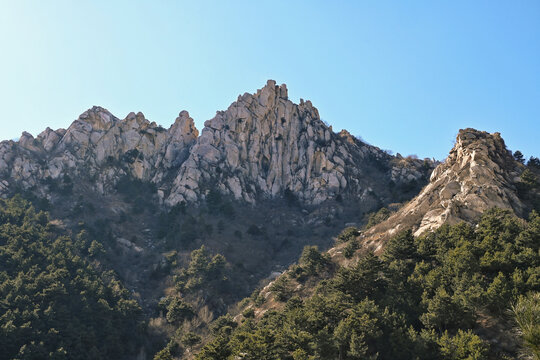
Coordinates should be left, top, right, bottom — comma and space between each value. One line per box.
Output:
1, 1, 539, 160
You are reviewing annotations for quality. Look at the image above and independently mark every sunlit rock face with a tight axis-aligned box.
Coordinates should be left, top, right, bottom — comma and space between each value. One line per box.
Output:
165, 80, 433, 206
362, 128, 527, 250
0, 80, 433, 209
0, 106, 198, 196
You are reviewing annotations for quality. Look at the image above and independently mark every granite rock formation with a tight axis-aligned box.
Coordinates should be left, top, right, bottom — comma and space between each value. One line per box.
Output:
0, 107, 198, 197
360, 128, 527, 251
165, 80, 432, 206
0, 81, 434, 210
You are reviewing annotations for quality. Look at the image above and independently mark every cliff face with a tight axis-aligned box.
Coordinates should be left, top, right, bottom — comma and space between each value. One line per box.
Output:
0, 107, 198, 197
0, 81, 433, 210
361, 128, 527, 250
165, 80, 432, 206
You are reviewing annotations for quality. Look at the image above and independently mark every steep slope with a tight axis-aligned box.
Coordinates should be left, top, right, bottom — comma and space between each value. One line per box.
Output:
201, 208, 539, 360
359, 128, 527, 252
210, 129, 538, 360
0, 82, 438, 360
249, 127, 531, 315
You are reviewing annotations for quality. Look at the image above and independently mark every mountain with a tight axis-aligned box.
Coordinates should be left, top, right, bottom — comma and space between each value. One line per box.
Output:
222, 126, 539, 360
166, 80, 431, 206
359, 128, 529, 253
258, 126, 535, 297
0, 81, 538, 360
0, 80, 433, 209
0, 107, 198, 198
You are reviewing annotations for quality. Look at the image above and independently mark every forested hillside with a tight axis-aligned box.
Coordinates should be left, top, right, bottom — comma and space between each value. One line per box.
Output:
0, 80, 538, 360
0, 196, 143, 359
194, 209, 540, 359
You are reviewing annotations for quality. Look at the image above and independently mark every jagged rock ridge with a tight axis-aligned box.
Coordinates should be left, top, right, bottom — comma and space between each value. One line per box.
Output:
360, 128, 527, 251
166, 80, 432, 205
0, 80, 433, 209
0, 107, 198, 196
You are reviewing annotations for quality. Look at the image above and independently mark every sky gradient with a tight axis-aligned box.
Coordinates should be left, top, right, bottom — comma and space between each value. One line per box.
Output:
1, 1, 539, 160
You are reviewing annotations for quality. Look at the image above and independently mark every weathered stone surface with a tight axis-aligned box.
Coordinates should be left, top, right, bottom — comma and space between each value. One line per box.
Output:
0, 81, 434, 209
165, 80, 433, 206
362, 128, 527, 251
0, 106, 198, 196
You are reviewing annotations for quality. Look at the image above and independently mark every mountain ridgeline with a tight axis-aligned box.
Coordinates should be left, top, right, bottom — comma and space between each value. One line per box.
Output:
0, 81, 539, 360
0, 80, 433, 208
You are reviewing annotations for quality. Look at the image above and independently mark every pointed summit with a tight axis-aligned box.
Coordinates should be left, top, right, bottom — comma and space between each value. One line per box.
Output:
362, 128, 526, 251
0, 82, 433, 209
166, 81, 432, 206
77, 106, 117, 131
169, 111, 198, 139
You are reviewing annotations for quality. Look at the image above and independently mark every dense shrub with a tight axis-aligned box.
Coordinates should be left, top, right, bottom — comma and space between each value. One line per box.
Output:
336, 226, 360, 243
365, 207, 391, 229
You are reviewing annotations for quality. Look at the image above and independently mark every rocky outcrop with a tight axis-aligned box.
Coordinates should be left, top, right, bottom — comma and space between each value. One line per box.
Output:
165, 80, 432, 206
0, 81, 433, 209
362, 128, 527, 251
0, 106, 198, 196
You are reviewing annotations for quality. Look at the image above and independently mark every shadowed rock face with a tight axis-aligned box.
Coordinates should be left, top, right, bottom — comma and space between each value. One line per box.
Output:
0, 81, 433, 208
362, 128, 527, 251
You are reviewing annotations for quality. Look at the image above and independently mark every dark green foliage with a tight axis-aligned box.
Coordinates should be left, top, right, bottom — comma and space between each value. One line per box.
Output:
332, 252, 386, 302
242, 308, 255, 318
528, 157, 540, 168
210, 315, 237, 336
153, 346, 174, 360
521, 168, 539, 189
161, 297, 194, 324
270, 276, 293, 302
516, 168, 540, 212
337, 226, 360, 243
0, 196, 143, 360
512, 292, 540, 359
88, 239, 105, 257
299, 245, 331, 276
175, 245, 229, 294
181, 332, 202, 350
343, 240, 359, 259
365, 207, 391, 229
197, 208, 539, 359
514, 150, 525, 164
437, 330, 489, 360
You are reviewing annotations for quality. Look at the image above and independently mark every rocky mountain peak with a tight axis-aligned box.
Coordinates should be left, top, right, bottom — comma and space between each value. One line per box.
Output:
0, 105, 199, 197
0, 81, 434, 211
362, 128, 526, 251
77, 106, 117, 131
337, 129, 357, 145
18, 131, 36, 150
170, 111, 198, 139
165, 80, 432, 206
